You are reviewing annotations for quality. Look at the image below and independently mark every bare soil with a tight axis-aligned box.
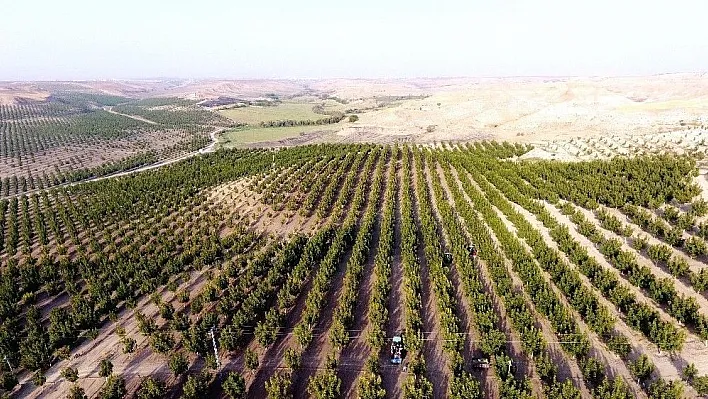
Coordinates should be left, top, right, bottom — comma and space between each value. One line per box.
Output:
446, 165, 546, 397
410, 154, 450, 398
338, 157, 391, 397
379, 158, 407, 397
508, 200, 647, 398
544, 201, 707, 388
577, 206, 708, 319
487, 199, 593, 397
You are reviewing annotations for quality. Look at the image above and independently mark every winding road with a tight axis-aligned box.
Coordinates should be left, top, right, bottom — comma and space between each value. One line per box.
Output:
2, 122, 225, 199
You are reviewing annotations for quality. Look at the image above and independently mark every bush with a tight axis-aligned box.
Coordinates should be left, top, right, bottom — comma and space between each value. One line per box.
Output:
61, 367, 79, 382
630, 355, 654, 382
181, 371, 212, 399
32, 371, 46, 386
99, 375, 127, 399
667, 256, 690, 277
693, 375, 708, 396
690, 198, 708, 217
168, 352, 188, 376
137, 377, 166, 399
0, 372, 18, 391
348, 115, 359, 122
685, 236, 707, 257
284, 348, 301, 370
632, 235, 649, 251
682, 363, 698, 380
307, 368, 341, 399
356, 357, 385, 399
265, 370, 292, 399
122, 337, 136, 354
149, 331, 174, 354
99, 358, 113, 378
67, 384, 88, 399
449, 372, 480, 399
222, 372, 246, 399
648, 379, 683, 399
244, 348, 259, 372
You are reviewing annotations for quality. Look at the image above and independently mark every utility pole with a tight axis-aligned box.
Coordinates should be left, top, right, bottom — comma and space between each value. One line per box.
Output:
210, 326, 220, 370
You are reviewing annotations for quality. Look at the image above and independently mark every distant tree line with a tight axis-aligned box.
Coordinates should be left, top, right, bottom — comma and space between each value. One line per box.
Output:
258, 115, 344, 128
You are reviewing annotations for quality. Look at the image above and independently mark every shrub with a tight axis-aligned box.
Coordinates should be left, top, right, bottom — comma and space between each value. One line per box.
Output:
61, 367, 79, 382
244, 348, 259, 372
630, 355, 654, 382
168, 352, 188, 376
265, 370, 292, 399
223, 372, 246, 399
181, 371, 212, 399
98, 375, 127, 399
137, 376, 166, 399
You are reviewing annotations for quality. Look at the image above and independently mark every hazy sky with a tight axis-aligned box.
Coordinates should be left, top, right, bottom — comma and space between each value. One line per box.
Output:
1, 0, 706, 80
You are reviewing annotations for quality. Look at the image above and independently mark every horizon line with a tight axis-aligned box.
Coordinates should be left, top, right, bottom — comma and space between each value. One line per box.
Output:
1, 71, 705, 84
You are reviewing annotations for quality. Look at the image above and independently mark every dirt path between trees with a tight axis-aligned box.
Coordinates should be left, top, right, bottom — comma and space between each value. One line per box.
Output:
446, 165, 548, 397
338, 157, 391, 398
380, 158, 406, 398
487, 199, 593, 397
104, 106, 159, 125
410, 153, 450, 398
543, 201, 705, 389
429, 161, 508, 395
506, 200, 648, 398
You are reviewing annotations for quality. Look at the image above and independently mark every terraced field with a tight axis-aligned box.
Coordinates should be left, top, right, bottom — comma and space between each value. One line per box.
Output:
2, 140, 708, 399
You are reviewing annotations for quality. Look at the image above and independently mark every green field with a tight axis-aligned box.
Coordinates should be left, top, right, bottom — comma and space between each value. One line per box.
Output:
219, 102, 325, 125
218, 125, 337, 147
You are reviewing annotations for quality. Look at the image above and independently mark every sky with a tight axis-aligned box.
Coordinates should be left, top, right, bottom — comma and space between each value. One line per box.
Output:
1, 0, 706, 80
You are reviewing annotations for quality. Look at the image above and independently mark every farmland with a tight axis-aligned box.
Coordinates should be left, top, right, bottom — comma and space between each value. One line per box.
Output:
0, 92, 233, 197
2, 133, 708, 398
218, 125, 341, 148
1, 77, 708, 399
219, 102, 338, 126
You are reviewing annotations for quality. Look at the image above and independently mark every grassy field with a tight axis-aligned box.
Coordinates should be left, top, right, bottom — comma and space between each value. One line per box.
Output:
219, 101, 325, 124
218, 125, 337, 147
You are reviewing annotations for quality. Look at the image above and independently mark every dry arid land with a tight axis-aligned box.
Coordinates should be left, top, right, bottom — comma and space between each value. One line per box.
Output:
2, 73, 706, 151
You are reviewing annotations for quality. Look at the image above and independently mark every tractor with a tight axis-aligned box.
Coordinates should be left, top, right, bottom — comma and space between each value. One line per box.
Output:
467, 244, 478, 259
442, 252, 453, 266
390, 333, 405, 364
470, 357, 490, 369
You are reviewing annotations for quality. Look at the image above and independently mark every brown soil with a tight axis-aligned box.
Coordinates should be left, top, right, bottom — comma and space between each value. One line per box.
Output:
449, 165, 547, 397
507, 200, 647, 398
544, 202, 705, 387
338, 157, 391, 397
577, 206, 708, 320
379, 158, 407, 397
488, 200, 593, 397
409, 153, 450, 398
